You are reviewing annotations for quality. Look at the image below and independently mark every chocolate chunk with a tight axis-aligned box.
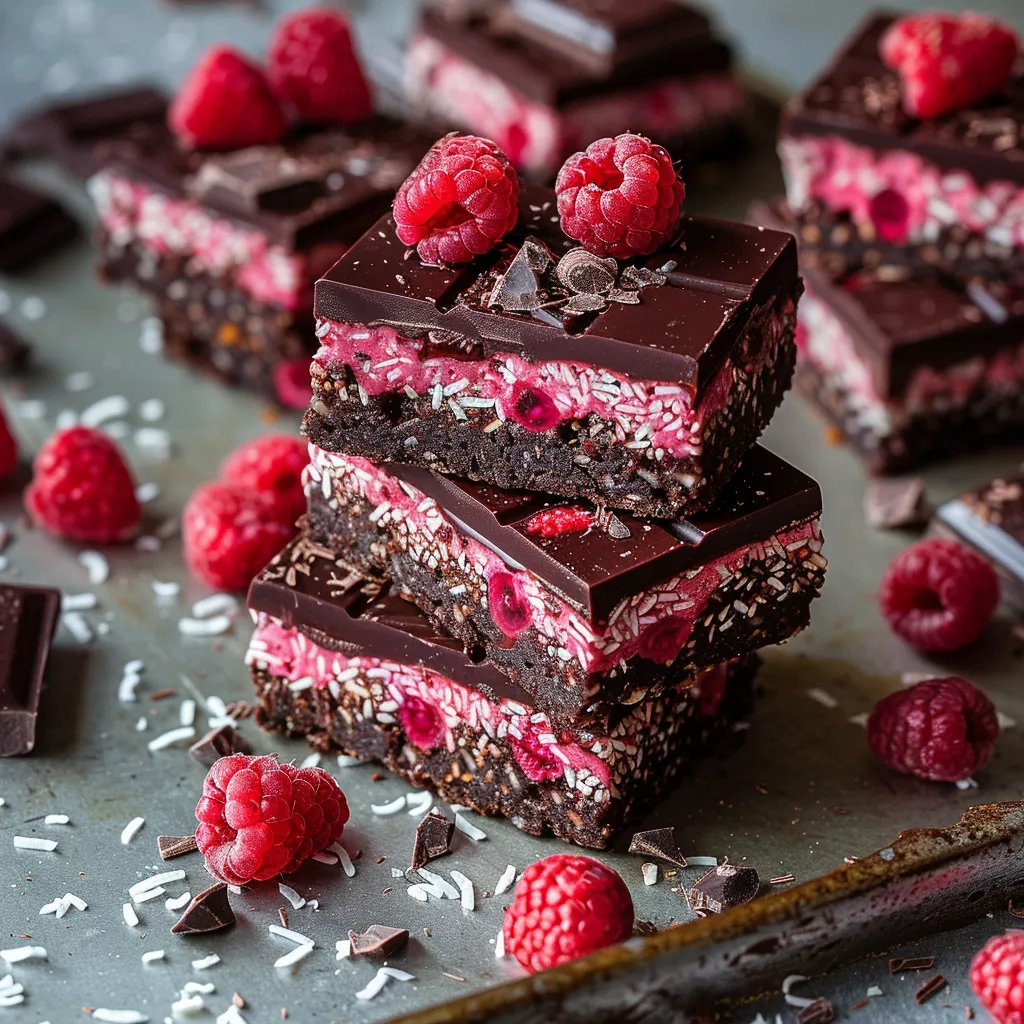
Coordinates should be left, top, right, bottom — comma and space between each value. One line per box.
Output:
915, 974, 947, 1005
864, 478, 930, 530
0, 322, 31, 371
556, 248, 617, 295
688, 864, 760, 915
411, 809, 455, 869
889, 955, 936, 973
796, 998, 835, 1024
170, 882, 235, 935
0, 584, 61, 757
627, 827, 688, 871
347, 924, 410, 958
188, 725, 252, 768
0, 176, 77, 273
488, 245, 544, 312
157, 834, 198, 860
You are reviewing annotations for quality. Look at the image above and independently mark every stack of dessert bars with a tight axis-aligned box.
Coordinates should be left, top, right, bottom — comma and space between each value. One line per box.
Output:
764, 12, 1024, 474
245, 178, 827, 849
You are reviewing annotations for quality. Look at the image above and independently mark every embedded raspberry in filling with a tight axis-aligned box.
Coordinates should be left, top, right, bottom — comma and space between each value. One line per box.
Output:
698, 663, 729, 717
509, 383, 562, 432
398, 694, 446, 751
524, 506, 594, 537
869, 188, 910, 242
488, 570, 532, 636
510, 729, 565, 783
637, 614, 690, 665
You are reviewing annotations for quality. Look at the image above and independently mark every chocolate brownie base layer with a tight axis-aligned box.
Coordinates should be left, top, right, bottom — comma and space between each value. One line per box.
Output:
98, 232, 311, 399
252, 656, 757, 849
797, 363, 1024, 476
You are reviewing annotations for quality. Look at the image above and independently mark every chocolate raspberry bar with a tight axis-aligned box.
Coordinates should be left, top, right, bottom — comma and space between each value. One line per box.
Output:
247, 535, 758, 848
779, 13, 1024, 286
406, 0, 747, 180
932, 476, 1024, 613
301, 443, 824, 727
91, 121, 429, 403
305, 189, 801, 518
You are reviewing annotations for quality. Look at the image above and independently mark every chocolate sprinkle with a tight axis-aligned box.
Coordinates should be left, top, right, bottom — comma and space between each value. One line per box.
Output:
170, 882, 235, 935
347, 925, 409, 958
628, 827, 688, 870
916, 975, 948, 1005
188, 724, 252, 768
796, 998, 835, 1024
157, 834, 198, 860
688, 864, 760, 915
890, 956, 935, 973
411, 809, 455, 869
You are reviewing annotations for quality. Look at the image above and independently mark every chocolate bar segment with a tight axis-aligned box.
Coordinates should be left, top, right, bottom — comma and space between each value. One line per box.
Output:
0, 584, 62, 757
0, 177, 78, 273
308, 191, 801, 518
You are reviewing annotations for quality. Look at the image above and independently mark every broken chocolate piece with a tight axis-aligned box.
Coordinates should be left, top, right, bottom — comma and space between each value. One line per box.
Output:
889, 955, 936, 973
170, 882, 235, 935
411, 809, 455, 869
157, 834, 199, 860
488, 244, 545, 312
347, 924, 410, 958
688, 863, 760, 915
555, 248, 617, 295
188, 724, 252, 768
0, 322, 31, 371
864, 478, 930, 530
628, 827, 688, 871
0, 176, 77, 273
915, 974, 947, 1005
0, 584, 61, 757
796, 998, 835, 1024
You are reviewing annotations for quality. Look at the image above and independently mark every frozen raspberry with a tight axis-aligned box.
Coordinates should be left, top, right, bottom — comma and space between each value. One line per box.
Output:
524, 506, 594, 538
268, 7, 373, 124
0, 405, 18, 481
220, 434, 308, 525
488, 570, 532, 637
503, 854, 634, 973
509, 722, 565, 783
393, 134, 519, 265
638, 614, 690, 665
274, 357, 313, 410
867, 676, 999, 782
399, 693, 446, 751
971, 931, 1024, 1024
169, 45, 288, 150
183, 481, 297, 591
508, 383, 561, 432
879, 538, 1000, 651
25, 426, 141, 543
880, 13, 1019, 119
195, 753, 349, 885
555, 133, 685, 260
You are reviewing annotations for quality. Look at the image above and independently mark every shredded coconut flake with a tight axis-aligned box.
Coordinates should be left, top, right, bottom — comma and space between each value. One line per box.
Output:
165, 891, 192, 911
278, 884, 305, 910
406, 791, 433, 816
337, 754, 361, 768
494, 864, 517, 896
43, 814, 69, 825
191, 593, 238, 619
152, 580, 180, 600
120, 816, 145, 845
122, 903, 139, 927
62, 592, 98, 611
642, 863, 659, 886
92, 1011, 149, 1023
62, 611, 93, 643
141, 949, 164, 964
454, 813, 487, 842
135, 482, 159, 504
13, 836, 57, 851
217, 1006, 247, 1024
80, 394, 130, 427
782, 975, 815, 1008
450, 870, 475, 911
191, 954, 220, 970
129, 870, 185, 899
806, 688, 839, 709
371, 796, 406, 816
268, 924, 313, 946
78, 550, 110, 584
494, 929, 505, 958
331, 842, 355, 877
356, 967, 415, 1000
274, 942, 314, 969
147, 726, 195, 752
0, 946, 46, 963
178, 614, 232, 637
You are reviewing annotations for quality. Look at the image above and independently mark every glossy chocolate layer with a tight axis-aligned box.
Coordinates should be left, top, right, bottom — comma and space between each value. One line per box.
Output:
0, 176, 78, 272
382, 443, 821, 622
0, 584, 61, 757
781, 13, 1024, 186
315, 188, 798, 393
97, 119, 432, 252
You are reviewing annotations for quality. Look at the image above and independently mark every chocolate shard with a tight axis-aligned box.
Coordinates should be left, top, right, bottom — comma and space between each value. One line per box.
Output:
488, 245, 544, 312
627, 827, 688, 871
889, 955, 936, 973
0, 322, 31, 371
555, 248, 616, 295
0, 176, 78, 273
157, 834, 198, 860
915, 974, 947, 1006
796, 998, 835, 1024
411, 809, 455, 869
688, 863, 760, 915
347, 924, 410, 958
864, 478, 930, 530
188, 725, 252, 768
170, 882, 235, 935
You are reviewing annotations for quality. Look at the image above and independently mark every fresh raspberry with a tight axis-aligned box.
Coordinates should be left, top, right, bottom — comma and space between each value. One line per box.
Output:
867, 676, 999, 782
274, 357, 313, 410
971, 931, 1024, 1024
169, 45, 288, 150
195, 753, 349, 885
267, 7, 373, 124
25, 426, 141, 543
879, 538, 1000, 651
524, 506, 594, 537
555, 133, 685, 260
0, 405, 18, 481
220, 434, 308, 525
503, 854, 634, 973
880, 13, 1019, 119
393, 134, 519, 265
183, 481, 297, 591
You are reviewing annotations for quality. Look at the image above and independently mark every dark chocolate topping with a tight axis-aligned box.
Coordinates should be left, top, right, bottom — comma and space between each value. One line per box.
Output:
0, 176, 78, 273
157, 834, 199, 860
412, 809, 455, 869
188, 725, 252, 768
0, 584, 61, 757
170, 882, 235, 935
348, 924, 410, 958
782, 13, 1024, 186
315, 188, 799, 394
419, 1, 730, 104
98, 119, 431, 252
628, 826, 688, 870
386, 443, 822, 621
688, 863, 760, 915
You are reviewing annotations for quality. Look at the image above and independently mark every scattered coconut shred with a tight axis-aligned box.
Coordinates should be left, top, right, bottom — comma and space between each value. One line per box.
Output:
356, 967, 415, 1001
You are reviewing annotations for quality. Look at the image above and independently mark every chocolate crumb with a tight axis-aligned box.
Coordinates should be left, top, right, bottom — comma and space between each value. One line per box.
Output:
411, 809, 454, 869
348, 925, 409, 958
688, 864, 760, 915
966, 1007, 975, 1020
224, 700, 252, 719
188, 724, 252, 768
157, 834, 198, 860
849, 999, 869, 1011
423, 927, 431, 938
442, 972, 465, 982
796, 998, 835, 1023
170, 882, 235, 935
278, 907, 289, 928
633, 920, 658, 936
376, 856, 386, 864
864, 477, 930, 529
916, 975, 947, 1005
371, 772, 385, 782
628, 827, 688, 870
890, 956, 936, 973
769, 874, 796, 885
149, 688, 177, 701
